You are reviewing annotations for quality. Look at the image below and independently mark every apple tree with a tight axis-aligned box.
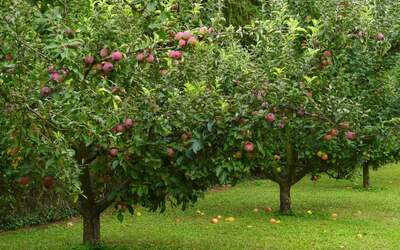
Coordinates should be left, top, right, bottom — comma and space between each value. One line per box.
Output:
213, 0, 400, 213
0, 0, 248, 244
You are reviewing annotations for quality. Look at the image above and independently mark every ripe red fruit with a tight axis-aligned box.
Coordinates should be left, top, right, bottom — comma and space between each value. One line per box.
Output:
376, 33, 385, 41
187, 36, 198, 46
84, 56, 94, 66
323, 50, 332, 57
339, 122, 349, 129
323, 134, 332, 141
115, 124, 125, 133
124, 118, 134, 129
178, 39, 187, 48
102, 62, 113, 73
182, 31, 192, 40
50, 72, 61, 82
199, 26, 208, 36
321, 154, 329, 161
136, 52, 145, 62
175, 32, 184, 41
346, 131, 357, 140
322, 60, 332, 66
168, 50, 183, 59
167, 148, 176, 157
111, 51, 123, 62
18, 176, 31, 186
43, 176, 54, 189
109, 148, 119, 157
330, 128, 339, 136
40, 86, 52, 97
244, 142, 255, 152
265, 113, 275, 122
100, 48, 109, 57
5, 53, 13, 61
297, 108, 305, 117
146, 54, 155, 63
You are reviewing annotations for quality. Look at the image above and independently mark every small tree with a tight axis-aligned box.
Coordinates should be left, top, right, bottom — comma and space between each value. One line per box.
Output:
214, 0, 400, 213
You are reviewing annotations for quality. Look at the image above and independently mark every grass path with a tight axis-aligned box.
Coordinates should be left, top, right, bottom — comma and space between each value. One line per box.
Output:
1, 165, 400, 249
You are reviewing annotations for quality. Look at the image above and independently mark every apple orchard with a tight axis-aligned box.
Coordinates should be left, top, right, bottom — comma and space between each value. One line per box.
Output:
1, 0, 400, 246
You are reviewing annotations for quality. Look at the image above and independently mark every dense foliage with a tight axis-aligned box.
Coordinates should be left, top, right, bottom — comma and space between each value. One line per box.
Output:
1, 0, 399, 246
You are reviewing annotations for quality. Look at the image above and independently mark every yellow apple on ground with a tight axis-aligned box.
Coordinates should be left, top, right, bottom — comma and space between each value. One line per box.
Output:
253, 208, 259, 212
211, 218, 219, 224
225, 217, 235, 222
331, 213, 338, 220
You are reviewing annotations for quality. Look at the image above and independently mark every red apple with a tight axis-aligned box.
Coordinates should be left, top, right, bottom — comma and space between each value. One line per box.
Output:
43, 176, 54, 189
115, 124, 125, 133
339, 122, 349, 129
323, 50, 332, 57
265, 113, 275, 122
100, 48, 109, 57
199, 26, 208, 36
136, 52, 146, 62
178, 39, 186, 48
167, 148, 176, 157
376, 32, 385, 41
84, 56, 94, 66
175, 32, 184, 40
323, 134, 332, 141
168, 50, 183, 59
109, 148, 119, 157
322, 60, 332, 66
182, 31, 192, 40
40, 86, 52, 97
346, 131, 357, 140
18, 176, 31, 186
321, 154, 329, 161
102, 62, 113, 73
146, 54, 155, 63
187, 36, 198, 46
5, 53, 13, 61
111, 51, 123, 61
244, 142, 255, 152
330, 128, 339, 136
124, 118, 134, 129
50, 72, 61, 82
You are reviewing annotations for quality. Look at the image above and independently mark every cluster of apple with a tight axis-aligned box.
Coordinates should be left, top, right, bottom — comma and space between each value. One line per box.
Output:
136, 50, 155, 63
40, 66, 70, 97
321, 50, 333, 67
89, 48, 124, 74
17, 175, 55, 189
109, 117, 134, 157
322, 121, 357, 142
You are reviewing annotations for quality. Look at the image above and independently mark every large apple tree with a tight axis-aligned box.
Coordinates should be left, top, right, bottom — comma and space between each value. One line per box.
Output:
0, 0, 248, 245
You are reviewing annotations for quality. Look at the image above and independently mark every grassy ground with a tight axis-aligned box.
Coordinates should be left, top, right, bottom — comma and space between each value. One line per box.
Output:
1, 165, 400, 250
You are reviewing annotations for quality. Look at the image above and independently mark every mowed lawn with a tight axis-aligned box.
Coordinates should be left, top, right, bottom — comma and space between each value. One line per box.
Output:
1, 165, 400, 250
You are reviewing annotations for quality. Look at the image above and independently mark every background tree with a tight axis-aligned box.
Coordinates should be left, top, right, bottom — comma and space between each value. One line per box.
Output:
213, 0, 400, 213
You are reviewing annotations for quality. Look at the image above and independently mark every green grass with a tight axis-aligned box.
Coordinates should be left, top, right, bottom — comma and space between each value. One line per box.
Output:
1, 165, 400, 250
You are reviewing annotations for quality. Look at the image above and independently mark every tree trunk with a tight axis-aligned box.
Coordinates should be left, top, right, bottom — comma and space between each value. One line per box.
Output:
82, 209, 100, 245
363, 164, 370, 188
279, 183, 291, 214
